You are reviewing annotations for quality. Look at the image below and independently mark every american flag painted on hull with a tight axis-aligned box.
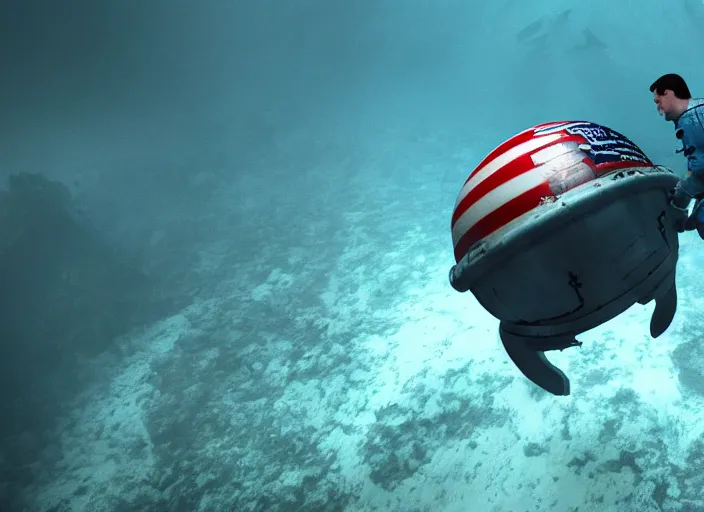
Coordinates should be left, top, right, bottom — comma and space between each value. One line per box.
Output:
451, 121, 655, 263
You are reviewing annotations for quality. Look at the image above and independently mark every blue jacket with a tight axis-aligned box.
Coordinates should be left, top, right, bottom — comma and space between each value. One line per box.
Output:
675, 98, 704, 178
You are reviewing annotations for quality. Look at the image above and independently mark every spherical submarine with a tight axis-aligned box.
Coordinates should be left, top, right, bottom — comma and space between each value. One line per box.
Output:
448, 121, 686, 396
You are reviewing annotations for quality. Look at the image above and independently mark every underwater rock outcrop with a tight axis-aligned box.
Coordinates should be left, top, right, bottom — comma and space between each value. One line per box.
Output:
0, 173, 157, 360
0, 172, 174, 485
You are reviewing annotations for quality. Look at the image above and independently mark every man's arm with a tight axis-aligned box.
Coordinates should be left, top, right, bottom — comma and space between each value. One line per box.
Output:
671, 114, 704, 208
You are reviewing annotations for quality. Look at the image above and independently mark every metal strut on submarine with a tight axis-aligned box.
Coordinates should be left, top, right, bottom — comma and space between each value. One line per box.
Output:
496, 275, 677, 396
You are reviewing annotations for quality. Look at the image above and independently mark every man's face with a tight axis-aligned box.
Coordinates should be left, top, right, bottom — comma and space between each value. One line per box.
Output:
653, 90, 678, 121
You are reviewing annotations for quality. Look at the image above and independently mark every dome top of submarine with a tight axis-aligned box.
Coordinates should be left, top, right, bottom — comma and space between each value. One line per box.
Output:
451, 121, 656, 264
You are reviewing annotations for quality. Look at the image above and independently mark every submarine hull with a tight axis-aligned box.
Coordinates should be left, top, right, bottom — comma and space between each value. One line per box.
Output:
448, 119, 687, 396
452, 166, 679, 337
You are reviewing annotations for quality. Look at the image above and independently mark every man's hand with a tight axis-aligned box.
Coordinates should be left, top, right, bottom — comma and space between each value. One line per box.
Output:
669, 188, 691, 232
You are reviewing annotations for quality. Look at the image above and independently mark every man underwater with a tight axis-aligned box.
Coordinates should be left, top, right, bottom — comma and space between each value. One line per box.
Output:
650, 73, 704, 236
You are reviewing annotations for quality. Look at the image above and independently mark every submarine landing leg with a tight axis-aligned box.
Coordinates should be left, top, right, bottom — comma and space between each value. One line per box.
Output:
650, 281, 677, 338
499, 324, 582, 396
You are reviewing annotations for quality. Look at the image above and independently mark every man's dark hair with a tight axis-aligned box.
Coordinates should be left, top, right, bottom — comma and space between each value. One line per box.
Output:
649, 73, 692, 99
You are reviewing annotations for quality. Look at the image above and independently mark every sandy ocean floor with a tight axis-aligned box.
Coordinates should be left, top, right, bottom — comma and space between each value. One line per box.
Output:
23, 128, 704, 512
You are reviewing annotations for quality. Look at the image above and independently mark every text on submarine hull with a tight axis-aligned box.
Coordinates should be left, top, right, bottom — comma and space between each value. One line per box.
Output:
448, 121, 683, 396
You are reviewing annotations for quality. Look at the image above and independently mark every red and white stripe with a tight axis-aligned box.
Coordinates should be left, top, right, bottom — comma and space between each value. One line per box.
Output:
451, 123, 575, 263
